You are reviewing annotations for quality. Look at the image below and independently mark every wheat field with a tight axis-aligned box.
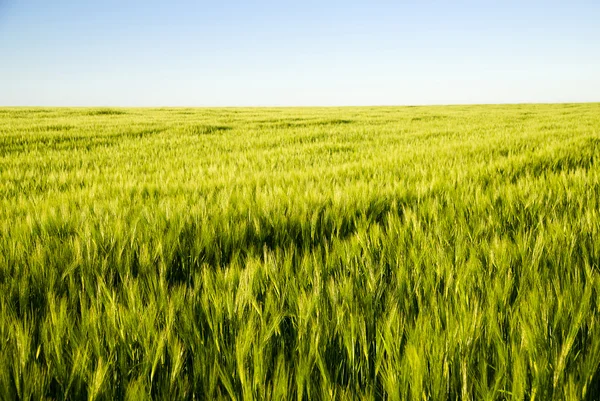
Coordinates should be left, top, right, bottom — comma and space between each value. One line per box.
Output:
1, 104, 599, 400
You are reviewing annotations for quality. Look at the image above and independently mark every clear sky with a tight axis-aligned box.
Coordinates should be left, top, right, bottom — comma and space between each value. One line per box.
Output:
0, 0, 599, 106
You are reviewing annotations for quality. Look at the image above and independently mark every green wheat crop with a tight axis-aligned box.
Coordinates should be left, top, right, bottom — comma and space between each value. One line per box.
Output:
0, 104, 599, 400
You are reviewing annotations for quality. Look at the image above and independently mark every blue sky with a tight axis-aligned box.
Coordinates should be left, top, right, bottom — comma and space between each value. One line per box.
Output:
0, 0, 598, 106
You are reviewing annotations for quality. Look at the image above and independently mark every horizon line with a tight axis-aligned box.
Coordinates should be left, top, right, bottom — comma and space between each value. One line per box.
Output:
1, 101, 599, 109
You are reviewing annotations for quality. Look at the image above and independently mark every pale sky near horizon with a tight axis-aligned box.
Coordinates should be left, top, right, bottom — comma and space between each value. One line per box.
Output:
0, 1, 599, 106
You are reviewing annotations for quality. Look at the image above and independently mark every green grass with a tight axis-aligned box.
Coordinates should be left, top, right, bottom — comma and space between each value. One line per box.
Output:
0, 104, 599, 400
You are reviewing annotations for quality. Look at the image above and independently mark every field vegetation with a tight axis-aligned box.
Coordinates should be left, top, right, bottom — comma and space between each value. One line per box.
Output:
0, 104, 599, 400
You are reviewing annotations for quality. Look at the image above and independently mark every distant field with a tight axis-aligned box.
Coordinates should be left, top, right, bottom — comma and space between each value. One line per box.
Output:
1, 104, 599, 400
